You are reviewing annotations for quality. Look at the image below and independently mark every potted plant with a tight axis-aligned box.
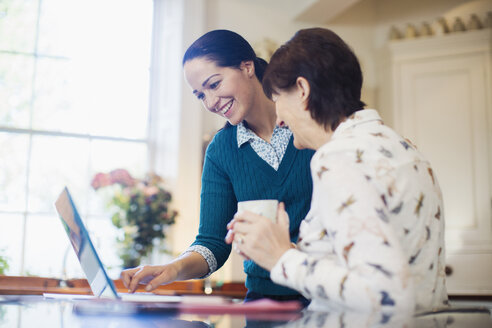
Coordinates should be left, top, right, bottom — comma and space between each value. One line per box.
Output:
91, 169, 178, 268
0, 249, 9, 275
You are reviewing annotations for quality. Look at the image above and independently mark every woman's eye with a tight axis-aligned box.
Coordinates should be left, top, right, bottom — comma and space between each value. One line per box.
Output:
209, 81, 220, 89
197, 93, 204, 100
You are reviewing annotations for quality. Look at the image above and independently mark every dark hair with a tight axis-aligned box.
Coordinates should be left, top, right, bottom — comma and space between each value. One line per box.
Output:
262, 28, 366, 131
182, 29, 267, 82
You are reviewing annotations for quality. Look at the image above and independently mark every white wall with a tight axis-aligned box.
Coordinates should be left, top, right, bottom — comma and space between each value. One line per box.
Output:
326, 0, 482, 125
202, 0, 479, 130
169, 0, 207, 254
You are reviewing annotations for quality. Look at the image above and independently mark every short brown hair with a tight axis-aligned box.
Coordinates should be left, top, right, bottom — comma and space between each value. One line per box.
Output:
262, 28, 366, 131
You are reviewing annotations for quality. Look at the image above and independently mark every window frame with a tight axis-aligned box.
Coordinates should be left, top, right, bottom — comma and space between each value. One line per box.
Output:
0, 0, 182, 277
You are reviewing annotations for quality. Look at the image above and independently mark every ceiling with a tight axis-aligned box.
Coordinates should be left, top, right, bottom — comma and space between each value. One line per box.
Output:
233, 0, 363, 23
294, 0, 363, 23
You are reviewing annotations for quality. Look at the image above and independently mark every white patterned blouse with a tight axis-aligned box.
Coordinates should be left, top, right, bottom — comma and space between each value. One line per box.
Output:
270, 109, 448, 313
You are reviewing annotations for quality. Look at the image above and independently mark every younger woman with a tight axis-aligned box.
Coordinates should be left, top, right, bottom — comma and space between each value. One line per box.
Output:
121, 30, 314, 304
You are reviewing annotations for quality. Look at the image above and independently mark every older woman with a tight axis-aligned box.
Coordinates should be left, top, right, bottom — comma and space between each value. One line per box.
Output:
226, 28, 448, 313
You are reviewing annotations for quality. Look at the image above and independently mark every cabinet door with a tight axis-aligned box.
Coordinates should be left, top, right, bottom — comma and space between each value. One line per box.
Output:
396, 52, 492, 294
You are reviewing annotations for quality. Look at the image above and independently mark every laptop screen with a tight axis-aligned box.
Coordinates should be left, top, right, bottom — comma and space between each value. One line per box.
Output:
55, 187, 118, 299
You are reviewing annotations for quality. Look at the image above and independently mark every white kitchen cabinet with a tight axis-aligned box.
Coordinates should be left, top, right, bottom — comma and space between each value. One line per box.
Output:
382, 29, 492, 294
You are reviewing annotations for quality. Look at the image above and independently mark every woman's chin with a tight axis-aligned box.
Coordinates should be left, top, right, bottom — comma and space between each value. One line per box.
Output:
293, 138, 306, 150
226, 115, 242, 126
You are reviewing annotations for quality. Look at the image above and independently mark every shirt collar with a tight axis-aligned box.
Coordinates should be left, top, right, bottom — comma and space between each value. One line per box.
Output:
237, 122, 255, 147
331, 109, 382, 139
236, 121, 291, 148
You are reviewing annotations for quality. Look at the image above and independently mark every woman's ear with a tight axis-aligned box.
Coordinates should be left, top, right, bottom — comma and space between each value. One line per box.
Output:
240, 60, 255, 78
296, 77, 311, 110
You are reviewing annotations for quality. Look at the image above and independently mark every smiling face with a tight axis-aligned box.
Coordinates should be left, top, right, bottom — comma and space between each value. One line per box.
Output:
273, 77, 331, 150
272, 79, 310, 149
183, 57, 257, 126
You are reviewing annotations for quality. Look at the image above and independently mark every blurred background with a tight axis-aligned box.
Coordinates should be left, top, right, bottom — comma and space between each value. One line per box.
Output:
0, 0, 491, 297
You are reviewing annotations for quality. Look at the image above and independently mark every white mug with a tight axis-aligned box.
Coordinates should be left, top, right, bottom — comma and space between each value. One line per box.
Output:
237, 199, 279, 223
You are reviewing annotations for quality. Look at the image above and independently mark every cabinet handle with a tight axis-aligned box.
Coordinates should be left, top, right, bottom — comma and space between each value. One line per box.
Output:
445, 265, 453, 276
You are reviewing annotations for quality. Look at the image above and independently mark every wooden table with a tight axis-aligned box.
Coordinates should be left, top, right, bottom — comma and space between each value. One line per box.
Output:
0, 275, 247, 298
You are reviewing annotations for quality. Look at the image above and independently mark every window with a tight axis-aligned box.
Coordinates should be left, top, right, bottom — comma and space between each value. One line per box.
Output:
0, 0, 166, 278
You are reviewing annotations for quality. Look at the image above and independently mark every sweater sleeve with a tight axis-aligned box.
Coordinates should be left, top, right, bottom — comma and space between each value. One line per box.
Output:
189, 137, 237, 274
270, 156, 414, 312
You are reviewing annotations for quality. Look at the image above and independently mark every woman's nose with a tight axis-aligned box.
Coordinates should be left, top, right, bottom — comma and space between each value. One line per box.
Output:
275, 107, 285, 127
204, 92, 220, 112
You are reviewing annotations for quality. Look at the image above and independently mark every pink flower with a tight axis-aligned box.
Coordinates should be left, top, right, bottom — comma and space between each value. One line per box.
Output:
143, 186, 159, 197
109, 169, 136, 187
91, 173, 112, 190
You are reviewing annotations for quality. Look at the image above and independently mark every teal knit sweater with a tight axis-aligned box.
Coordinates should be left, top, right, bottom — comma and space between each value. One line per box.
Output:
191, 125, 314, 295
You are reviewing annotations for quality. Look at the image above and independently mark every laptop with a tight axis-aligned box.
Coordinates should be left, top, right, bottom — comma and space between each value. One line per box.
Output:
52, 187, 183, 303
51, 187, 304, 315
